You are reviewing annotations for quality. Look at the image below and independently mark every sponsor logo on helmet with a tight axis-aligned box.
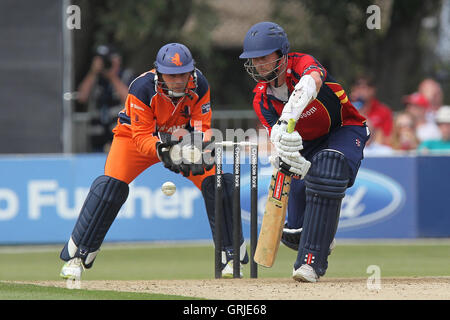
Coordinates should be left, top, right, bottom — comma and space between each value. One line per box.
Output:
170, 53, 183, 66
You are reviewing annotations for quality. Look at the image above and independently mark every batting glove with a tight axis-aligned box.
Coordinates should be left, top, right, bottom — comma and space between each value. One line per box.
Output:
279, 154, 311, 179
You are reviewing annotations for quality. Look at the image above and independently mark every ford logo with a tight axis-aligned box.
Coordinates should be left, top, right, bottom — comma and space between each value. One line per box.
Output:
339, 168, 405, 229
240, 166, 405, 230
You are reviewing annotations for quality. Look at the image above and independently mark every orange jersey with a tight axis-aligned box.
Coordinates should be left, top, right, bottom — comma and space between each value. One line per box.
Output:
113, 68, 212, 157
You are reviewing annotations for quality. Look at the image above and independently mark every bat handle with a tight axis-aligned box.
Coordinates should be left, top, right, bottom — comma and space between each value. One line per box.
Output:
287, 118, 296, 133
286, 118, 302, 177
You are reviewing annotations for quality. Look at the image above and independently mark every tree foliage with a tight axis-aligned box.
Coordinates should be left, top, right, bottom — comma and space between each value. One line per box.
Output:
73, 0, 217, 74
273, 0, 443, 109
73, 0, 445, 111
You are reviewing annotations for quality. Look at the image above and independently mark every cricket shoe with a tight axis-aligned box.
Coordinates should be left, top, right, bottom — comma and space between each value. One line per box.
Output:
292, 264, 319, 283
221, 260, 243, 278
60, 257, 85, 280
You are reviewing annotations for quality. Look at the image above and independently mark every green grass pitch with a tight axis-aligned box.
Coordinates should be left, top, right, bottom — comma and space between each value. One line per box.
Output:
0, 240, 449, 299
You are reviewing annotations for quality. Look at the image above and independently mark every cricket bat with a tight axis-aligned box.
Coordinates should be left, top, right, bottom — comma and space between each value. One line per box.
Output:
254, 119, 296, 267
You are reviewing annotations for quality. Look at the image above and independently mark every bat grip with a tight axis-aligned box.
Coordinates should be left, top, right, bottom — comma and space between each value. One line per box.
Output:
287, 118, 296, 133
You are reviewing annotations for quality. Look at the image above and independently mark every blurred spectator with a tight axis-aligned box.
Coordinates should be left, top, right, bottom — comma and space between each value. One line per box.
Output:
350, 75, 393, 146
363, 134, 394, 156
77, 45, 134, 152
418, 106, 450, 153
390, 111, 420, 151
418, 78, 444, 113
403, 92, 441, 142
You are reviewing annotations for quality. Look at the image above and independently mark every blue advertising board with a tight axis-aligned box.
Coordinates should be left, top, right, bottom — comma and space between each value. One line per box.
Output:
0, 153, 449, 244
335, 157, 414, 238
416, 156, 450, 237
0, 154, 211, 244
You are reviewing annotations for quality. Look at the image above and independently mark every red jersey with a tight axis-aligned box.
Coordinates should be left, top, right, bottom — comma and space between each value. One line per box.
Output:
253, 53, 366, 141
364, 98, 393, 138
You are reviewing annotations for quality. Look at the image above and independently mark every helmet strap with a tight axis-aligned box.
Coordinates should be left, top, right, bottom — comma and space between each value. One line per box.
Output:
168, 90, 185, 98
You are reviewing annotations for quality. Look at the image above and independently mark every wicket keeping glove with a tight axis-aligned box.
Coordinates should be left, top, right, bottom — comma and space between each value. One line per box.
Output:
173, 131, 216, 177
155, 132, 182, 174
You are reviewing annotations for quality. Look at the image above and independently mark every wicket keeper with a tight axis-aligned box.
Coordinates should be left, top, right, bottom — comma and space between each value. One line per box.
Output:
60, 43, 248, 280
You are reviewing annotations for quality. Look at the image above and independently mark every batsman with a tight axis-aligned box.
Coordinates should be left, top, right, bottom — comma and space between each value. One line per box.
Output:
240, 22, 369, 282
59, 43, 248, 280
